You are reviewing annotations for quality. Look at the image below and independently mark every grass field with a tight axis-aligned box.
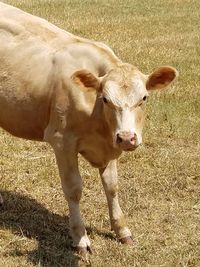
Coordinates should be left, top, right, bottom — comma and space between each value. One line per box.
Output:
0, 0, 200, 266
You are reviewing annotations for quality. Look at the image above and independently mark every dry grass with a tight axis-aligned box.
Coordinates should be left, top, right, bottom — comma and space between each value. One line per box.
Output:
0, 0, 200, 266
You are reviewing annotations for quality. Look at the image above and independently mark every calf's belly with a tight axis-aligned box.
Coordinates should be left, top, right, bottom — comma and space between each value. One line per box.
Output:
0, 101, 47, 141
0, 82, 49, 141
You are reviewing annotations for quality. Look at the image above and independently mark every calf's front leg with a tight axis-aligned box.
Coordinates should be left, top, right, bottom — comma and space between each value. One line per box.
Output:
99, 160, 133, 244
54, 149, 91, 254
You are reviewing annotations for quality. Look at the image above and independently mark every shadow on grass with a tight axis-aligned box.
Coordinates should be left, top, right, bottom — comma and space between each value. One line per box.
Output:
0, 191, 80, 267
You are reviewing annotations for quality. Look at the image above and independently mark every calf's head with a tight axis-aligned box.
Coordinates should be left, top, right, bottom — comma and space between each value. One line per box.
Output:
72, 64, 178, 151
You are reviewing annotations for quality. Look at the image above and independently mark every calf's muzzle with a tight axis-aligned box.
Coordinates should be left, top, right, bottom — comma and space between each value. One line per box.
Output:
116, 131, 138, 151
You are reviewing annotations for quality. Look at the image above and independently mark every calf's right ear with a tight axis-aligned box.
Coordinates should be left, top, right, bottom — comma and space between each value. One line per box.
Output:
71, 69, 102, 91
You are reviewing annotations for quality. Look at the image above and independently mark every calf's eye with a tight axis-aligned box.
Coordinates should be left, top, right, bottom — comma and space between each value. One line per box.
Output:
103, 97, 108, 103
143, 96, 147, 101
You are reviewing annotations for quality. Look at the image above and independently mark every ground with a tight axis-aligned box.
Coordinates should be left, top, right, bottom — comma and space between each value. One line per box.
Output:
0, 0, 200, 266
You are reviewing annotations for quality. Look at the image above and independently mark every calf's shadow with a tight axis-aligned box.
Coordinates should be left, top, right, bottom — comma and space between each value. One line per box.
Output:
0, 191, 80, 267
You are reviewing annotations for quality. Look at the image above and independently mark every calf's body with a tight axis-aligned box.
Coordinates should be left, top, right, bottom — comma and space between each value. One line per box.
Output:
0, 2, 177, 253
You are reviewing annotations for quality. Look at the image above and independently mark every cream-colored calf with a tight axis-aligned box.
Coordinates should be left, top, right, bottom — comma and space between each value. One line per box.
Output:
0, 2, 178, 254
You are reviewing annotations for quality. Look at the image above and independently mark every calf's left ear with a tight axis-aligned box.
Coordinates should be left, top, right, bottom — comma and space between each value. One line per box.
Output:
71, 69, 102, 91
146, 66, 178, 90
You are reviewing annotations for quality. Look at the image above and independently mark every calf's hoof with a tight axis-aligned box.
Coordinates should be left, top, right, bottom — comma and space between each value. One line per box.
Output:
76, 245, 93, 256
119, 236, 134, 245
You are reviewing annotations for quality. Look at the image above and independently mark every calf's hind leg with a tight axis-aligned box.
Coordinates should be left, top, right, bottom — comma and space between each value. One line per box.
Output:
54, 149, 91, 254
0, 193, 3, 206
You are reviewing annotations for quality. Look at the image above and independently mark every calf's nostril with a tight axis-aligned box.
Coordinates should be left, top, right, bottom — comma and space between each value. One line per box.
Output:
116, 134, 123, 144
130, 133, 137, 142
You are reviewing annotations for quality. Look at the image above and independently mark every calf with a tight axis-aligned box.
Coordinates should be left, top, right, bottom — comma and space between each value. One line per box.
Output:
0, 2, 178, 254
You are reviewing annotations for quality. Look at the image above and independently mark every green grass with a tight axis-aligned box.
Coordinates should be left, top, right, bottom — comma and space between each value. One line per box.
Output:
0, 0, 200, 266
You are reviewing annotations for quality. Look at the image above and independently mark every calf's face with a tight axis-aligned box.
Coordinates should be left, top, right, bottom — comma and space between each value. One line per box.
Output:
72, 64, 178, 151
101, 65, 148, 151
